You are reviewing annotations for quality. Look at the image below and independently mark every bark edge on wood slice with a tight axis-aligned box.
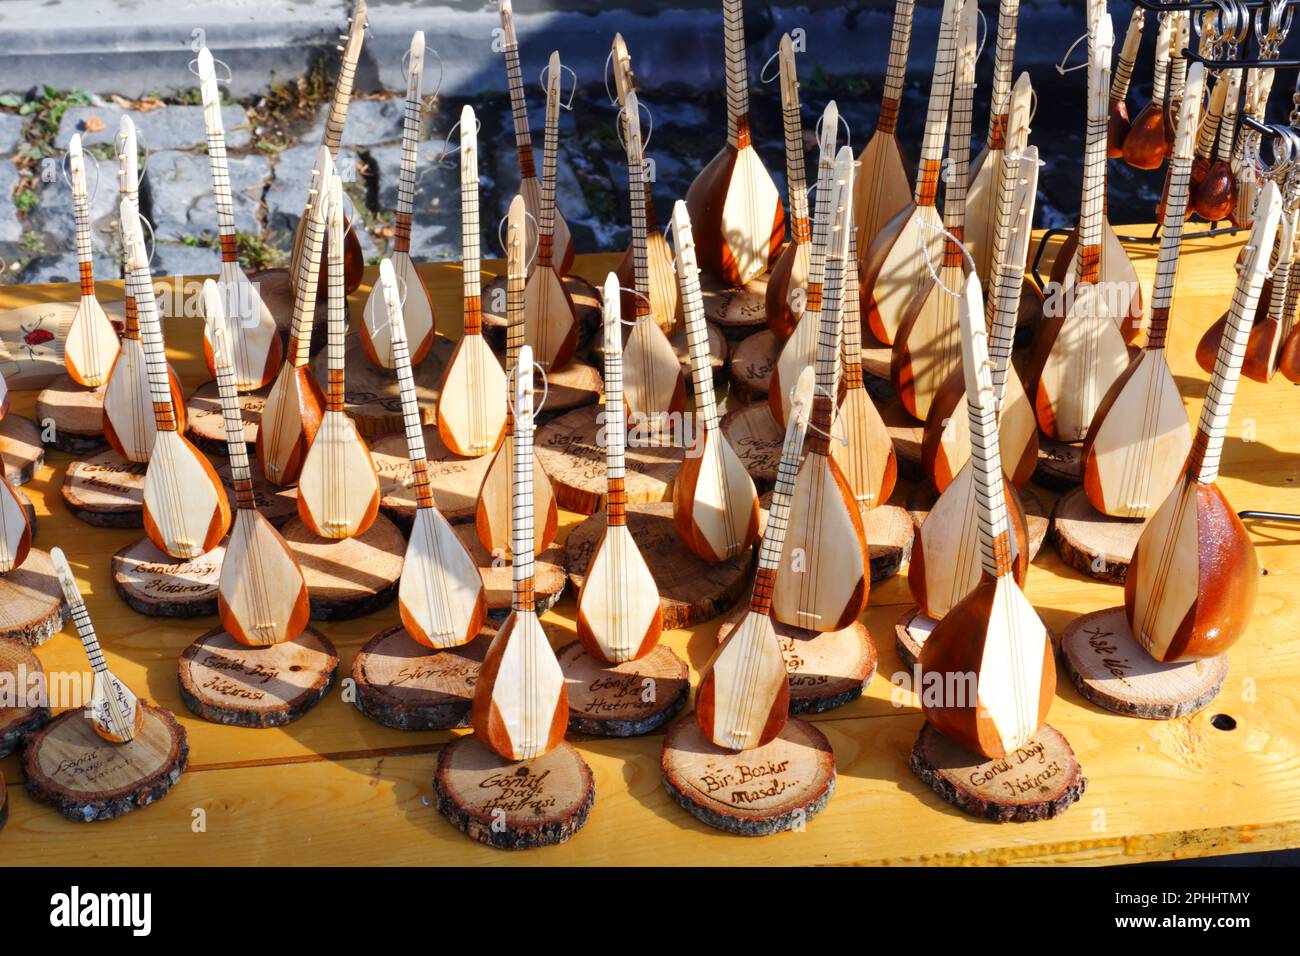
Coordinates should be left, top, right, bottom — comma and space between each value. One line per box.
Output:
661, 716, 836, 835
909, 722, 1086, 823
185, 380, 269, 455
0, 548, 69, 646
61, 449, 145, 528
564, 502, 753, 629
907, 482, 1049, 561
1034, 434, 1083, 491
556, 640, 690, 736
178, 626, 339, 728
760, 491, 912, 583
35, 373, 108, 453
1061, 606, 1228, 719
0, 641, 49, 757
535, 404, 681, 514
434, 736, 595, 850
717, 603, 877, 713
455, 521, 566, 620
112, 537, 224, 618
371, 425, 491, 530
310, 335, 453, 439
283, 514, 405, 620
23, 702, 188, 823
895, 604, 1059, 671
351, 624, 493, 731
1, 415, 45, 486
1050, 486, 1144, 582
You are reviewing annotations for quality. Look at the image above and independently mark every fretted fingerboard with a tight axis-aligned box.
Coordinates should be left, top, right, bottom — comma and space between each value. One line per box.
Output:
625, 102, 653, 310
289, 202, 328, 367
751, 407, 811, 614
945, 14, 977, 238
394, 64, 422, 255
1147, 136, 1195, 350
213, 330, 256, 508
1214, 69, 1243, 164
808, 219, 845, 457
603, 317, 628, 526
1110, 8, 1144, 104
804, 122, 838, 315
964, 318, 1014, 578
879, 0, 915, 130
537, 63, 561, 263
1078, 43, 1111, 267
723, 0, 751, 149
461, 124, 482, 331
985, 0, 1021, 148
324, 27, 362, 157
1279, 231, 1300, 344
778, 48, 811, 238
325, 205, 347, 412
681, 253, 722, 434
914, 1, 960, 207
1166, 13, 1189, 103
500, 6, 535, 178
985, 148, 1027, 404
511, 404, 537, 612
70, 156, 95, 296
203, 103, 238, 253
840, 225, 864, 388
1151, 15, 1172, 103
132, 261, 178, 432
392, 332, 434, 510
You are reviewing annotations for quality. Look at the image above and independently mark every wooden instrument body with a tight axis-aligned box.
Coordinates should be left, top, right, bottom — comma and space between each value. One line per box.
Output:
219, 508, 311, 647
892, 253, 965, 422
0, 476, 32, 574
766, 238, 811, 340
143, 429, 231, 559
623, 319, 685, 424
102, 336, 186, 463
437, 331, 507, 457
965, 147, 1003, 283
923, 364, 1037, 490
921, 572, 1054, 757
361, 251, 436, 368
289, 204, 364, 302
519, 175, 574, 277
258, 362, 325, 486
89, 669, 145, 744
686, 143, 784, 288
1106, 8, 1145, 157
66, 294, 120, 389
522, 264, 579, 372
475, 441, 558, 557
1281, 323, 1300, 382
296, 409, 381, 538
695, 607, 789, 751
576, 523, 663, 664
862, 201, 944, 347
201, 262, 283, 391
770, 303, 826, 427
831, 383, 897, 510
400, 505, 489, 649
1047, 226, 1143, 340
1121, 12, 1173, 170
673, 426, 760, 563
473, 607, 568, 760
616, 230, 679, 336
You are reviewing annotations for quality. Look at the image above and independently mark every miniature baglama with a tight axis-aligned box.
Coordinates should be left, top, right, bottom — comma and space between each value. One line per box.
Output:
684, 0, 784, 287
1122, 9, 1173, 170
671, 201, 760, 562
1125, 181, 1281, 663
1195, 65, 1241, 222
436, 105, 508, 457
0, 469, 31, 574
765, 33, 813, 340
197, 47, 282, 391
63, 134, 120, 388
360, 31, 437, 368
385, 261, 488, 649
574, 274, 663, 665
1239, 205, 1299, 381
1106, 7, 1145, 157
771, 147, 868, 632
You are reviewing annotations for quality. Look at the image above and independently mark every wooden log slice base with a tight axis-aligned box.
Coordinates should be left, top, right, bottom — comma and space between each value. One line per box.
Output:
0, 641, 49, 757
728, 327, 776, 399
185, 380, 269, 455
661, 716, 836, 836
371, 425, 490, 530
351, 623, 494, 731
455, 522, 566, 619
35, 373, 107, 453
282, 514, 405, 620
481, 272, 603, 346
564, 503, 754, 630
1034, 434, 1083, 491
879, 394, 923, 482
909, 722, 1087, 823
907, 483, 1049, 561
249, 267, 328, 355
23, 702, 188, 823
0, 415, 45, 486
61, 448, 145, 527
894, 604, 1059, 671
0, 549, 68, 646
1050, 486, 1145, 583
759, 491, 912, 583
528, 359, 604, 422
311, 335, 453, 439
434, 736, 595, 850
112, 537, 224, 618
214, 462, 300, 529
721, 400, 780, 488
1061, 606, 1229, 719
178, 626, 339, 728
699, 271, 769, 339
717, 603, 877, 714
555, 640, 690, 737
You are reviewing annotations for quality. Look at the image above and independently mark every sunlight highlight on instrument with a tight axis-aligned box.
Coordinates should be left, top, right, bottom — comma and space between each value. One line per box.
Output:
50, 547, 144, 744
765, 33, 814, 341
63, 134, 120, 388
296, 175, 381, 539
0, 468, 31, 574
1122, 9, 1173, 169
436, 104, 508, 458
472, 346, 568, 760
1107, 7, 1144, 157
670, 201, 760, 563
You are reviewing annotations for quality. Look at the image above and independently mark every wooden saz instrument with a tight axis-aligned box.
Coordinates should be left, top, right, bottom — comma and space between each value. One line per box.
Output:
436, 104, 508, 457
472, 346, 568, 760
770, 100, 839, 428
964, 0, 1021, 283
1122, 10, 1174, 169
360, 31, 437, 368
63, 133, 120, 388
1250, 210, 1300, 382
499, 0, 573, 276
1278, 254, 1300, 381
861, 0, 962, 346
125, 204, 230, 559
771, 148, 869, 632
1194, 65, 1242, 222
611, 33, 681, 335
919, 272, 1053, 759
197, 48, 281, 391
1031, 13, 1132, 443
892, 0, 978, 423
205, 282, 309, 647
1125, 181, 1281, 663
475, 194, 559, 557
0, 469, 31, 574
765, 33, 814, 341
289, 0, 365, 298
1190, 71, 1229, 206
1107, 7, 1145, 157
924, 78, 1038, 492
296, 175, 381, 539
619, 89, 686, 424
853, 0, 915, 276
696, 366, 814, 751
1082, 67, 1202, 520
574, 274, 664, 665
684, 0, 784, 287
522, 51, 579, 371
51, 547, 144, 744
670, 201, 760, 563
258, 147, 329, 487
1230, 63, 1276, 230
385, 262, 488, 650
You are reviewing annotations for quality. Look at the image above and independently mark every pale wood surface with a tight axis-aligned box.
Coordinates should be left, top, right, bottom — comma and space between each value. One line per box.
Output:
1, 237, 1300, 864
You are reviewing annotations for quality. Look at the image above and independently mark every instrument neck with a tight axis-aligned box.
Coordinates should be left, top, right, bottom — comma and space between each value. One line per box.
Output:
323, 29, 362, 158
501, 12, 536, 177
462, 162, 481, 329
914, 6, 959, 207
627, 136, 652, 300
511, 419, 536, 610
723, 0, 752, 149
683, 283, 720, 434
1147, 147, 1195, 347
1151, 16, 1172, 102
985, 0, 1021, 148
779, 61, 811, 234
880, 0, 915, 121
604, 331, 627, 526
213, 344, 255, 507
804, 147, 836, 307
70, 603, 110, 676
203, 114, 238, 245
751, 417, 809, 612
392, 335, 434, 510
984, 155, 1025, 406
1077, 60, 1111, 271
537, 82, 560, 263
945, 41, 976, 233
394, 80, 422, 253
1111, 9, 1144, 105
289, 208, 327, 367
970, 387, 1014, 577
131, 265, 178, 432
325, 212, 347, 412
1215, 70, 1243, 163
840, 227, 864, 387
808, 239, 844, 457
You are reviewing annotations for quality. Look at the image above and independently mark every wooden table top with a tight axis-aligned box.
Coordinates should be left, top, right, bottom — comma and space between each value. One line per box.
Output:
2, 231, 1298, 866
